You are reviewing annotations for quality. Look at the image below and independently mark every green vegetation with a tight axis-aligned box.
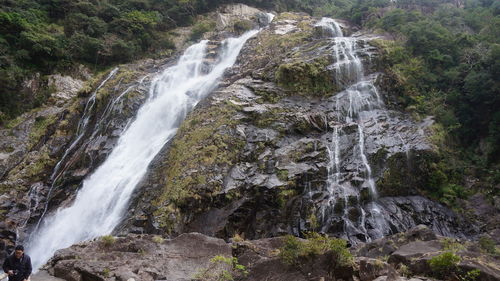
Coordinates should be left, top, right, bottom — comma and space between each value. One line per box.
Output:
398, 264, 411, 277
279, 232, 353, 268
462, 269, 481, 281
280, 235, 303, 265
233, 19, 254, 34
194, 255, 248, 281
363, 0, 499, 200
428, 252, 461, 279
152, 235, 165, 244
426, 250, 483, 281
102, 268, 111, 278
1, 0, 498, 229
153, 100, 245, 232
190, 19, 216, 41
0, 0, 353, 124
276, 58, 337, 96
478, 236, 498, 255
375, 151, 472, 208
100, 235, 116, 247
442, 238, 466, 253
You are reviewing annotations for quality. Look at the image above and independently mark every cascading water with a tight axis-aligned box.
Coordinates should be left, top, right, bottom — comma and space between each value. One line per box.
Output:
26, 28, 261, 270
20, 68, 118, 234
315, 17, 343, 38
316, 18, 397, 243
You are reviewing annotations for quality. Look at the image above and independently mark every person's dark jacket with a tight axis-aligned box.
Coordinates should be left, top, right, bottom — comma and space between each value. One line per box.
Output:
2, 253, 32, 281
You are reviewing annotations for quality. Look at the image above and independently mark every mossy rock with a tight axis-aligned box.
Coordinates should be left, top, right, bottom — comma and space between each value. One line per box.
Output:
152, 99, 246, 233
376, 150, 457, 199
376, 152, 417, 197
276, 58, 337, 96
233, 19, 254, 34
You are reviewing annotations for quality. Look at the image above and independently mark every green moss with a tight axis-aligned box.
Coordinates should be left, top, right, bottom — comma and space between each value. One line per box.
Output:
153, 100, 245, 232
152, 235, 165, 244
276, 12, 304, 21
233, 19, 254, 34
254, 30, 311, 58
102, 268, 111, 278
95, 69, 137, 104
276, 58, 336, 96
2, 146, 15, 153
377, 151, 469, 208
28, 152, 53, 178
307, 212, 319, 229
7, 149, 56, 184
253, 89, 283, 104
29, 114, 58, 146
4, 114, 25, 129
277, 188, 297, 208
277, 169, 289, 181
252, 107, 288, 129
190, 19, 216, 41
376, 152, 411, 197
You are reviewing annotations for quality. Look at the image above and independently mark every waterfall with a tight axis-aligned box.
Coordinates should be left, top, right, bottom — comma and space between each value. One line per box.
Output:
318, 18, 393, 242
315, 17, 343, 38
333, 38, 364, 88
26, 28, 261, 271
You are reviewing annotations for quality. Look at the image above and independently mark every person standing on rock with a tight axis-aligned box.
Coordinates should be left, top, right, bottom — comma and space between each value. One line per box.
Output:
2, 245, 32, 281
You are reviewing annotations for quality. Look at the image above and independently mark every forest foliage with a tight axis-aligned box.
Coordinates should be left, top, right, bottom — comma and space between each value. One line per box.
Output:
357, 0, 499, 197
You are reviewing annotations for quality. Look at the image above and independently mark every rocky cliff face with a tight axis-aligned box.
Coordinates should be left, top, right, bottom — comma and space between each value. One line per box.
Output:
0, 3, 488, 273
118, 11, 476, 243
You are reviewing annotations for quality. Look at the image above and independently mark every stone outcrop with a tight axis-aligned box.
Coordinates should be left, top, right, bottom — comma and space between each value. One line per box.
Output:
43, 226, 499, 281
46, 233, 232, 281
356, 225, 500, 281
48, 74, 85, 104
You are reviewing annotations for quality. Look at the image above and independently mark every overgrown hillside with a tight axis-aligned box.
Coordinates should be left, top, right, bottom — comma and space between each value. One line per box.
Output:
356, 0, 500, 204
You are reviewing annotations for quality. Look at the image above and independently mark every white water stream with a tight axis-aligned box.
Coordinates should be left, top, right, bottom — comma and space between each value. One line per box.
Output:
318, 18, 390, 241
27, 28, 261, 270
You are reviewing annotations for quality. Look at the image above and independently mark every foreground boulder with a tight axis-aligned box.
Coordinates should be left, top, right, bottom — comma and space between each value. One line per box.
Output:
46, 233, 232, 281
356, 225, 500, 281
44, 226, 499, 281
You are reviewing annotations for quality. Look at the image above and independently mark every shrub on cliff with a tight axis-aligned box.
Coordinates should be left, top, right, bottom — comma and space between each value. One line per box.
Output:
194, 255, 248, 281
428, 251, 461, 279
279, 232, 353, 268
100, 235, 116, 247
